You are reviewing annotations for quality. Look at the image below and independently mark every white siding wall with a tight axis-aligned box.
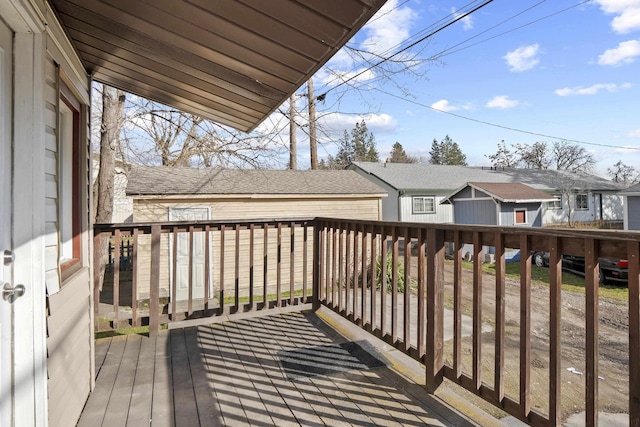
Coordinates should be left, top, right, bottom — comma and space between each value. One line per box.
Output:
399, 193, 453, 223
44, 9, 93, 427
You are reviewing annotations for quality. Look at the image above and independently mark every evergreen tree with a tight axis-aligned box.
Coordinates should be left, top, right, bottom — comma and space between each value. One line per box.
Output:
429, 135, 467, 165
322, 120, 379, 169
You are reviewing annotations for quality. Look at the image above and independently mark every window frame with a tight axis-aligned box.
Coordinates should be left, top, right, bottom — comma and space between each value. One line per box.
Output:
412, 195, 436, 214
58, 82, 83, 281
547, 194, 562, 210
575, 193, 589, 211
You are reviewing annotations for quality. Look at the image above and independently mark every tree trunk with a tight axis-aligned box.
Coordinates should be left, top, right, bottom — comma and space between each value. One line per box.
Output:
94, 85, 125, 290
307, 79, 318, 170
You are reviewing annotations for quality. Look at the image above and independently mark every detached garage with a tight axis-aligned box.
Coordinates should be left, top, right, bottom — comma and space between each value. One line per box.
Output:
126, 166, 386, 300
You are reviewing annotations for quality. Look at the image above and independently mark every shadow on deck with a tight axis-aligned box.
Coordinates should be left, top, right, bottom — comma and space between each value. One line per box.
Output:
78, 308, 489, 426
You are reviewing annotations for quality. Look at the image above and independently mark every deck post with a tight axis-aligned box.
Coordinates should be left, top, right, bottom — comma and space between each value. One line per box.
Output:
629, 241, 640, 427
149, 224, 161, 337
93, 229, 104, 331
426, 227, 445, 393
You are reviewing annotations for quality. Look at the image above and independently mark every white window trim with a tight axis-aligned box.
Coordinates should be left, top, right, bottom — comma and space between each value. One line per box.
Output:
575, 193, 589, 211
412, 195, 436, 214
514, 208, 528, 225
547, 194, 562, 210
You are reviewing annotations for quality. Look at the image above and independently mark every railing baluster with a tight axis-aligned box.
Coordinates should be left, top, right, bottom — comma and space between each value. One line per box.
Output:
263, 224, 268, 308
353, 224, 360, 322
290, 222, 295, 306
584, 238, 599, 427
519, 234, 531, 417
220, 225, 225, 314
204, 225, 210, 314
417, 228, 425, 359
188, 225, 194, 317
338, 222, 344, 313
494, 232, 505, 403
93, 230, 103, 331
312, 220, 322, 310
113, 229, 121, 328
170, 227, 178, 320
331, 221, 337, 308
453, 230, 462, 378
628, 241, 640, 427
370, 225, 378, 333
381, 227, 388, 338
426, 227, 444, 392
345, 224, 352, 317
362, 224, 368, 327
277, 222, 282, 308
472, 231, 483, 390
149, 224, 161, 337
549, 235, 562, 425
235, 224, 240, 313
392, 226, 398, 344
248, 224, 254, 310
303, 223, 308, 303
404, 227, 411, 351
131, 228, 139, 326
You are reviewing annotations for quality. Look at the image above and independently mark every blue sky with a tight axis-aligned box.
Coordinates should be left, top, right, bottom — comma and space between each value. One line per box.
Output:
267, 0, 640, 177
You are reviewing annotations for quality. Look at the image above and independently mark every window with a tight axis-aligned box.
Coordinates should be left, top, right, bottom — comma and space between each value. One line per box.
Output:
575, 193, 589, 211
59, 84, 82, 279
412, 196, 435, 214
515, 209, 527, 224
547, 195, 562, 210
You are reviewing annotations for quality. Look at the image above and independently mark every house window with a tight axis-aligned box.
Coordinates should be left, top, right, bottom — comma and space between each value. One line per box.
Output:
515, 209, 527, 224
575, 193, 589, 211
59, 86, 82, 279
412, 196, 435, 214
547, 195, 562, 210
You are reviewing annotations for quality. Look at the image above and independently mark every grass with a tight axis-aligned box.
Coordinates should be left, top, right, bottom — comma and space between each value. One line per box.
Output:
95, 324, 168, 340
480, 260, 628, 302
222, 289, 305, 305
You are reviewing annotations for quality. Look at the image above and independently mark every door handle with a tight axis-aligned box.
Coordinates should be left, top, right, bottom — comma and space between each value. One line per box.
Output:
2, 283, 25, 301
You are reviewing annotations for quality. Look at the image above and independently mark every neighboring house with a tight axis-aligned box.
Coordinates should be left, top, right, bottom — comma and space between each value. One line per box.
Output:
348, 162, 624, 225
92, 154, 133, 223
126, 166, 387, 301
621, 182, 640, 230
441, 182, 557, 227
0, 2, 385, 426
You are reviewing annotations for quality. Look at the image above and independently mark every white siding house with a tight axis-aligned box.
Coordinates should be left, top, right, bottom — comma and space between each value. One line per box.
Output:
621, 182, 640, 231
349, 162, 624, 226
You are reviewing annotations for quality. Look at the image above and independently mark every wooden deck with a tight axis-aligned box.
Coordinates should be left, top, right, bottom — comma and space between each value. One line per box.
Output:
78, 310, 480, 426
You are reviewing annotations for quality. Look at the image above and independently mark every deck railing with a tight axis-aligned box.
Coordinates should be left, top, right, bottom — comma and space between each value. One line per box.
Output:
94, 218, 640, 426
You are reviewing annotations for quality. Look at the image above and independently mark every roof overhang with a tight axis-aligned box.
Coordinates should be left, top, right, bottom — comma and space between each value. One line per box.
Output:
49, 0, 386, 132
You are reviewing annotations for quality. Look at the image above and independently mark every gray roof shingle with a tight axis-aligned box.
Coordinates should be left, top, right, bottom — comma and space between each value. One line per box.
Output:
126, 166, 387, 196
620, 182, 640, 195
464, 182, 557, 202
349, 162, 623, 192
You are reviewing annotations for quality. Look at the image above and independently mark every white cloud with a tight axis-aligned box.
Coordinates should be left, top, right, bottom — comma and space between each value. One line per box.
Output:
316, 68, 377, 86
595, 0, 640, 34
361, 0, 418, 54
319, 113, 398, 135
486, 95, 519, 109
629, 129, 640, 137
503, 44, 540, 72
451, 7, 473, 31
598, 39, 640, 65
431, 99, 458, 112
554, 82, 632, 96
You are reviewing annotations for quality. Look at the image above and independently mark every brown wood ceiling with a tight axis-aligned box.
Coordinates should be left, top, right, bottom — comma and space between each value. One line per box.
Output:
49, 0, 386, 132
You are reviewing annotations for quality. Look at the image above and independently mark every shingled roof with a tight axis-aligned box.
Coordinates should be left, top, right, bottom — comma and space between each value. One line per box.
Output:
349, 162, 623, 192
126, 166, 387, 197
464, 182, 556, 202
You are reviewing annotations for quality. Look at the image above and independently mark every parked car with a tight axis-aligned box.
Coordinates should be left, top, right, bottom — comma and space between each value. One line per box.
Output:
531, 251, 628, 285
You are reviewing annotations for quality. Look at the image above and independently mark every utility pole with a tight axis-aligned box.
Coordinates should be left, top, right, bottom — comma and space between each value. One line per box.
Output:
307, 79, 318, 170
289, 94, 297, 170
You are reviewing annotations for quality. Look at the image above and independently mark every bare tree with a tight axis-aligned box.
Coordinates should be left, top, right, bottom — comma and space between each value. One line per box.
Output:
517, 141, 551, 169
607, 160, 638, 185
94, 84, 125, 290
551, 141, 595, 172
487, 140, 595, 172
485, 140, 520, 168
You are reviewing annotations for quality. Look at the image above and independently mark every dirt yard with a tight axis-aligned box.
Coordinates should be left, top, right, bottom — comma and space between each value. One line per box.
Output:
431, 259, 630, 421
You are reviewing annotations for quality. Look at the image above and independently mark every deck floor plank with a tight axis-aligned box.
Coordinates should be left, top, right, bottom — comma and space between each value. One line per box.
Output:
81, 311, 479, 426
126, 335, 156, 426
77, 336, 127, 427
102, 335, 142, 427
150, 332, 174, 427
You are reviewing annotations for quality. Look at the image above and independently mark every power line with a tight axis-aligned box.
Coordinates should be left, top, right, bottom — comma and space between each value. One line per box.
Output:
377, 88, 640, 151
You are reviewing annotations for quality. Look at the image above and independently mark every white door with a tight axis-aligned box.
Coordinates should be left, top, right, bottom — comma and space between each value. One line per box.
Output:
169, 208, 210, 302
0, 19, 13, 427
